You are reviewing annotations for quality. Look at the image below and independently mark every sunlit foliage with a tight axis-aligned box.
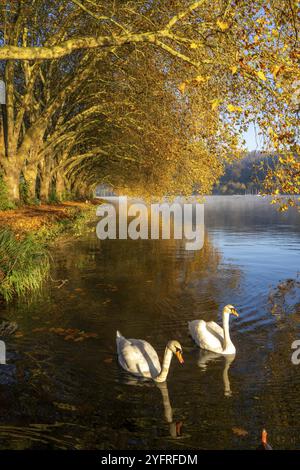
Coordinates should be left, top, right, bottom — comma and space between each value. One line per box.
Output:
0, 1, 298, 202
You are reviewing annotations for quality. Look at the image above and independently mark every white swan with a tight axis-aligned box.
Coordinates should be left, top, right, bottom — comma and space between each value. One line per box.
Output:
116, 331, 184, 383
188, 304, 239, 355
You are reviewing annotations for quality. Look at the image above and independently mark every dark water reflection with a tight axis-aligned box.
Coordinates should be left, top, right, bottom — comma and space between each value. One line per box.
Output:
1, 195, 300, 449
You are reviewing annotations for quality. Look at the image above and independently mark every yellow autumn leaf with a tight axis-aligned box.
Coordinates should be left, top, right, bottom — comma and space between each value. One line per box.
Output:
231, 65, 238, 74
272, 65, 281, 78
268, 127, 278, 138
195, 75, 207, 83
256, 70, 267, 81
211, 98, 222, 110
190, 42, 198, 49
227, 104, 242, 112
216, 19, 229, 31
178, 82, 186, 94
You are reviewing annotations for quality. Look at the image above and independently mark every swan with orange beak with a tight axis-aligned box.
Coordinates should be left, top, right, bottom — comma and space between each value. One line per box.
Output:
188, 305, 239, 355
116, 332, 184, 382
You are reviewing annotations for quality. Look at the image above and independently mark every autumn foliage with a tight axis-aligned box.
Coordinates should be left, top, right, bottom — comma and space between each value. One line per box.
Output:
0, 0, 298, 203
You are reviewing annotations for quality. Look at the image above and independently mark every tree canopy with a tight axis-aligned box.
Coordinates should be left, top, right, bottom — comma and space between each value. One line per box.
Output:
0, 0, 299, 203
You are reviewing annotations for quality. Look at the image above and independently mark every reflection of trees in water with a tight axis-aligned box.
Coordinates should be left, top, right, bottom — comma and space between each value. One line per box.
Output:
234, 278, 300, 448
256, 328, 300, 445
49, 230, 242, 328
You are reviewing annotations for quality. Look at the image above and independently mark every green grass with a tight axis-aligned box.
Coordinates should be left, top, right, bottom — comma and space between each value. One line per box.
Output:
0, 205, 96, 302
0, 229, 49, 302
36, 206, 96, 242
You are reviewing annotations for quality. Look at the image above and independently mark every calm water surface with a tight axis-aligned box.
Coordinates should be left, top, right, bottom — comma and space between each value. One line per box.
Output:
1, 196, 300, 449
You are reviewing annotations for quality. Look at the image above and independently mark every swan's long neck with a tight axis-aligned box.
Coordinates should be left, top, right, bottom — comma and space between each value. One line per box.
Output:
222, 312, 232, 350
154, 347, 173, 383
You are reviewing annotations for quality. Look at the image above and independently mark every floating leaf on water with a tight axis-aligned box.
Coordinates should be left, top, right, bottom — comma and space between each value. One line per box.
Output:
32, 326, 98, 342
66, 328, 77, 334
53, 401, 77, 411
104, 357, 113, 363
55, 328, 65, 334
232, 427, 248, 437
14, 332, 24, 338
85, 332, 98, 338
109, 286, 118, 291
32, 327, 46, 333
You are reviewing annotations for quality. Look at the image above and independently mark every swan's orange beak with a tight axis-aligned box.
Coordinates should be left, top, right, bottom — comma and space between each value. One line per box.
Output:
231, 308, 239, 317
262, 429, 268, 445
176, 350, 184, 364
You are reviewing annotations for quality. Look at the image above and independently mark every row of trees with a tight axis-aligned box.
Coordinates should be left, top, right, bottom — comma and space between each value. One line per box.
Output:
0, 1, 299, 205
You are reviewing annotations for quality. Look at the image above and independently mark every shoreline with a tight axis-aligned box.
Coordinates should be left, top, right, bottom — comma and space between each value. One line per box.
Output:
0, 201, 97, 302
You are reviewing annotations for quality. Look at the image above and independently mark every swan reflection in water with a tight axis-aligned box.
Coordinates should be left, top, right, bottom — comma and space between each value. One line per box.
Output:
197, 350, 236, 397
156, 382, 183, 438
120, 376, 183, 438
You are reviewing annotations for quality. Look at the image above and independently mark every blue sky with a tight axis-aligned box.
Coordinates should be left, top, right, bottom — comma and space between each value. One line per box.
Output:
243, 122, 263, 151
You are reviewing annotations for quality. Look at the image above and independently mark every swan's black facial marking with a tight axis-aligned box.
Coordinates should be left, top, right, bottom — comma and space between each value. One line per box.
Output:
230, 306, 239, 317
174, 345, 184, 364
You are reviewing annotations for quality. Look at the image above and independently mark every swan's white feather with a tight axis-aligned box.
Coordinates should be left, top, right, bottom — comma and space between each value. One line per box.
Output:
116, 331, 161, 379
206, 321, 224, 341
189, 320, 224, 354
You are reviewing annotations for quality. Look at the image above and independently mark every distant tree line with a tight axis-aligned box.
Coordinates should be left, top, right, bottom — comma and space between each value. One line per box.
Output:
213, 151, 277, 195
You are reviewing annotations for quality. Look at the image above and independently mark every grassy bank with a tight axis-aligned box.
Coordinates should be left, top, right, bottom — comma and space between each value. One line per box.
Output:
0, 202, 97, 302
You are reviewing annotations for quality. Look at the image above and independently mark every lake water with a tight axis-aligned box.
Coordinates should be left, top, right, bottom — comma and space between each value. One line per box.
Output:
1, 195, 300, 449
